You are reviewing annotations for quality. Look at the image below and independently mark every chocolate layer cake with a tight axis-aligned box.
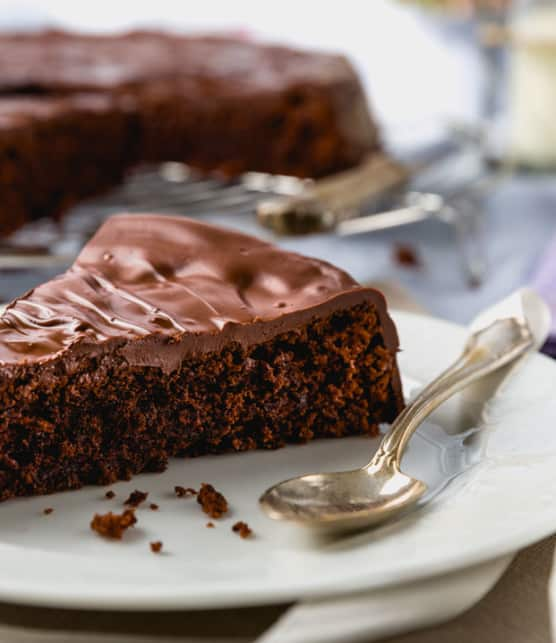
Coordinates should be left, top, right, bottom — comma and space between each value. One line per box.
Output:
0, 31, 379, 235
0, 214, 402, 500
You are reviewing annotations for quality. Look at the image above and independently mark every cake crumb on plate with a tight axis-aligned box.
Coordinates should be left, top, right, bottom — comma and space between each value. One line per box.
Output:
90, 510, 136, 539
232, 521, 253, 539
197, 483, 228, 519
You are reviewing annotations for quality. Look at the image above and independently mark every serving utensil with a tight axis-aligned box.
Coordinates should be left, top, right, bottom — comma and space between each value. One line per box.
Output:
0, 136, 495, 288
0, 154, 407, 270
0, 137, 504, 297
258, 147, 508, 287
259, 289, 549, 534
256, 153, 408, 235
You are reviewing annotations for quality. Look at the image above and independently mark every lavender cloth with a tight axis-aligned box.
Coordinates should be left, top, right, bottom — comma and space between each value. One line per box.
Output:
531, 233, 556, 358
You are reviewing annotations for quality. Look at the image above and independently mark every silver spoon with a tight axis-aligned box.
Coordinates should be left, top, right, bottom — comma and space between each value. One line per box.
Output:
259, 316, 535, 533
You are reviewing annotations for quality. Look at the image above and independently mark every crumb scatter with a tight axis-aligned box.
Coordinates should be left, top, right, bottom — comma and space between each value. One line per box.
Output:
124, 489, 148, 507
90, 509, 137, 539
232, 521, 253, 538
206, 521, 215, 528
149, 503, 159, 511
105, 490, 115, 499
197, 483, 228, 519
43, 507, 53, 515
393, 243, 421, 268
150, 541, 163, 553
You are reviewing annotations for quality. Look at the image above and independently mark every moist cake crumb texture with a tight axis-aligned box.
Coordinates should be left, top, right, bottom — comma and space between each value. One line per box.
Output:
90, 509, 137, 539
150, 541, 163, 553
0, 214, 403, 501
232, 521, 253, 539
197, 483, 228, 519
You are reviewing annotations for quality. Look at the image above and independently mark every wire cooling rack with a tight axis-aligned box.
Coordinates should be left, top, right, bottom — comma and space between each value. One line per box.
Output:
0, 140, 497, 302
2, 163, 308, 269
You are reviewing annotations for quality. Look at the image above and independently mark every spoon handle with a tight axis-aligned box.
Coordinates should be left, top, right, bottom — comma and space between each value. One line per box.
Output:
368, 317, 534, 470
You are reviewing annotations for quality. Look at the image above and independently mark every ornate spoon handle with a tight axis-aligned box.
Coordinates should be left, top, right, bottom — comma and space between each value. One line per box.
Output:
368, 317, 534, 472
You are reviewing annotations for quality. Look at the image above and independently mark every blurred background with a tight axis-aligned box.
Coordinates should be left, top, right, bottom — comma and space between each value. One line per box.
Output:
0, 0, 555, 342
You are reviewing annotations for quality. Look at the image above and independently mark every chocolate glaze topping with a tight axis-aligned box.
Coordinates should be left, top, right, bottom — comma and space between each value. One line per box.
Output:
0, 214, 399, 372
0, 31, 361, 94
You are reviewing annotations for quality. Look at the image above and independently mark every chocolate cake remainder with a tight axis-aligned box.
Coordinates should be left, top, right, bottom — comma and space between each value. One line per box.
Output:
0, 94, 132, 237
0, 30, 380, 235
0, 214, 403, 500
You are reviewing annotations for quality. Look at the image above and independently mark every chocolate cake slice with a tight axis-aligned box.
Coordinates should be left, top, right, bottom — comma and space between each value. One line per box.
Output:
0, 215, 403, 500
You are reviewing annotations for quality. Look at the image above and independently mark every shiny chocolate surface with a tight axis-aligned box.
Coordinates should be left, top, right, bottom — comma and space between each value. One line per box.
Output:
0, 214, 398, 370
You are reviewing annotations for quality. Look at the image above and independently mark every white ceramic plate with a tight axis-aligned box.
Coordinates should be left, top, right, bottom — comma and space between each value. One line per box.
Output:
0, 311, 555, 610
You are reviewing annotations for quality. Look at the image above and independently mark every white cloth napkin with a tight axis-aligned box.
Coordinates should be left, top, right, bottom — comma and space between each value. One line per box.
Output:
257, 556, 513, 643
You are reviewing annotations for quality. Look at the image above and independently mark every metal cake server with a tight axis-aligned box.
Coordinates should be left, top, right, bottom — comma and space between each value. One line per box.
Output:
258, 147, 507, 288
259, 289, 550, 533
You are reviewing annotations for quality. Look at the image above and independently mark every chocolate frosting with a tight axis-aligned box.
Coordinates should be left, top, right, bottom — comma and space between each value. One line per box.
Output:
0, 214, 399, 373
0, 31, 359, 94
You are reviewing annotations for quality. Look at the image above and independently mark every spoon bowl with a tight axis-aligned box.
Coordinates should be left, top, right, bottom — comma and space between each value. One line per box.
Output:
260, 465, 427, 532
